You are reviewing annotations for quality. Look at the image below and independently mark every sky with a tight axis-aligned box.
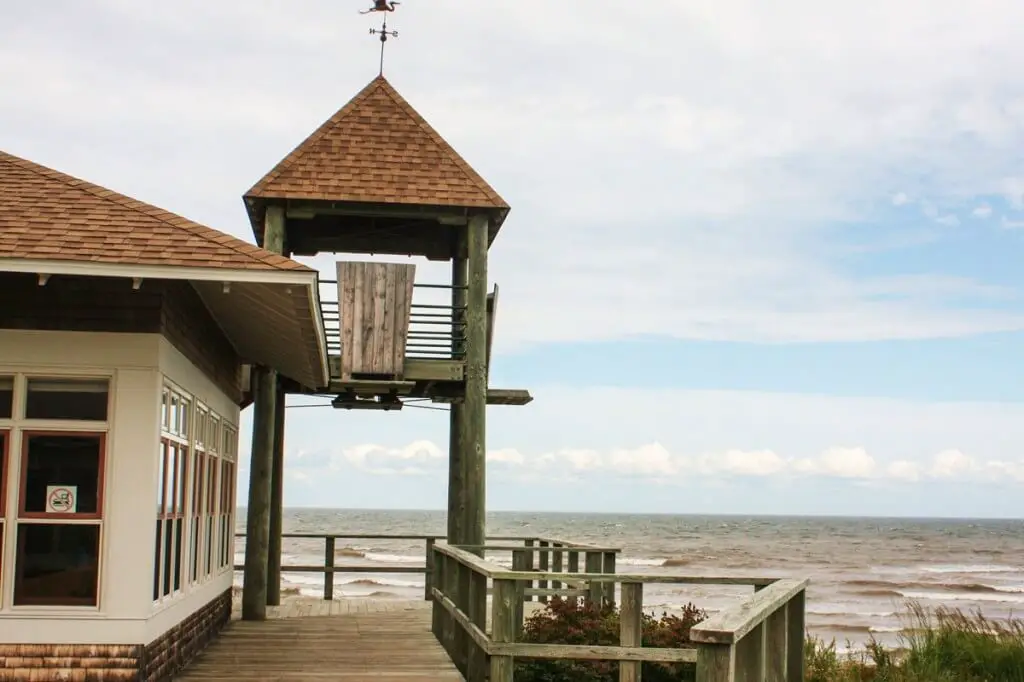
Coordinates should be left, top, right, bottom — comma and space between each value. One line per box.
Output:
3, 1, 1024, 517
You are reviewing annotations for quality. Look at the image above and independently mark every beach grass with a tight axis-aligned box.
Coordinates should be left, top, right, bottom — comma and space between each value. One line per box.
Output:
806, 601, 1024, 682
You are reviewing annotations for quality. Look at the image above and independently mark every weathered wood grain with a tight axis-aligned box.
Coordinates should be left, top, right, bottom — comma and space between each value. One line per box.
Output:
179, 606, 462, 681
691, 579, 809, 645
336, 261, 416, 379
620, 582, 643, 682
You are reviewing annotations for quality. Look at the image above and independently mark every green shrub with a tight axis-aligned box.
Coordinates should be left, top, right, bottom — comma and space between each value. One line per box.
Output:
514, 597, 707, 682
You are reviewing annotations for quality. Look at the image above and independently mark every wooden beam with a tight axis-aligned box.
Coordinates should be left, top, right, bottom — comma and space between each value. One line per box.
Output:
447, 242, 468, 547
462, 214, 489, 553
328, 356, 463, 383
432, 388, 533, 406
241, 366, 278, 620
485, 285, 498, 380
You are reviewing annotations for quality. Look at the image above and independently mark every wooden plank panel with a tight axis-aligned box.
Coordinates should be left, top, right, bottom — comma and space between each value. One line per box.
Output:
337, 262, 417, 379
393, 265, 415, 375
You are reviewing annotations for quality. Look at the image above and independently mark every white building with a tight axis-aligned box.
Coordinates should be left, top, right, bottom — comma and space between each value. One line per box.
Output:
0, 150, 327, 680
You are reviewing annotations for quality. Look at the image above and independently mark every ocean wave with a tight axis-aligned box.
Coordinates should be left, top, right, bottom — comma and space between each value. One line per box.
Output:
921, 564, 1022, 575
620, 557, 669, 567
813, 623, 872, 634
364, 552, 424, 564
808, 608, 896, 618
846, 579, 1024, 596
899, 590, 1024, 605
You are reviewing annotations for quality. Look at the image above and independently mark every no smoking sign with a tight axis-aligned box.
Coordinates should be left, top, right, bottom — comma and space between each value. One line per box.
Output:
46, 485, 78, 514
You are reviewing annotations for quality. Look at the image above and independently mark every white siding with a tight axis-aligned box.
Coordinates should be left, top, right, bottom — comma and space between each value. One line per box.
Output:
0, 331, 242, 646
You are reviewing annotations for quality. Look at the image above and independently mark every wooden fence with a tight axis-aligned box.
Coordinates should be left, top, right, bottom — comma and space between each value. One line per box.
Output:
233, 533, 620, 601
431, 542, 807, 682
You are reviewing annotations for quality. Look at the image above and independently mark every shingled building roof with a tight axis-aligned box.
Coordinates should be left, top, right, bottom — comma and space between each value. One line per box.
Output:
0, 150, 309, 271
244, 75, 508, 210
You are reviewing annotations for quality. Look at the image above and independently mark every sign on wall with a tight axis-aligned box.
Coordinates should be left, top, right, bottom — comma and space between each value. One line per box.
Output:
46, 485, 77, 514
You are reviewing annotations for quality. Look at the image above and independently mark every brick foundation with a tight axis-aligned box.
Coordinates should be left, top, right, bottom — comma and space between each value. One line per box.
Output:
140, 589, 232, 682
0, 589, 232, 682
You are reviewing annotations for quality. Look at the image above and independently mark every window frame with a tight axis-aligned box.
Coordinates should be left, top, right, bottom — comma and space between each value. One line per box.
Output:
6, 371, 112, 611
17, 431, 107, 522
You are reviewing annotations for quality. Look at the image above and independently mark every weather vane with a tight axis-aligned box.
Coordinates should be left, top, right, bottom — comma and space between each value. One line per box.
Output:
362, 1, 400, 76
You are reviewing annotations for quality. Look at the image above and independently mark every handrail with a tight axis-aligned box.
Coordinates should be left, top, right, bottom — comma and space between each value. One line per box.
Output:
431, 541, 807, 682
234, 533, 620, 601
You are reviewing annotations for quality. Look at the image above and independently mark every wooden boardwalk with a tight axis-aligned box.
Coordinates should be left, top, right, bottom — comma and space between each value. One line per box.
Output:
176, 599, 463, 681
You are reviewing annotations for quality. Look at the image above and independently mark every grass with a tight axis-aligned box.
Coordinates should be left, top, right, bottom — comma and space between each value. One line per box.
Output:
805, 602, 1024, 682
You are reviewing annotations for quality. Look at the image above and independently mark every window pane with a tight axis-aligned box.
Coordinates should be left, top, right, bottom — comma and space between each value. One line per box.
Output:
15, 523, 100, 606
153, 519, 162, 601
26, 378, 109, 421
0, 377, 13, 419
0, 432, 6, 507
23, 435, 102, 515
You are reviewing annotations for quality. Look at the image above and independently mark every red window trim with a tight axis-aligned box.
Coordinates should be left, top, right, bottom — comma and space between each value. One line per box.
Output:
18, 431, 106, 521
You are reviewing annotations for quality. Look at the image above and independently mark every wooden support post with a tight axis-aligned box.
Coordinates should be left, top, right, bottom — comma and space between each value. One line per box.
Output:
524, 539, 536, 601
537, 540, 550, 603
620, 582, 643, 682
241, 206, 284, 621
766, 605, 788, 682
786, 589, 806, 682
735, 622, 766, 681
424, 538, 436, 601
696, 644, 734, 682
453, 562, 470, 675
585, 551, 604, 607
323, 536, 335, 601
551, 544, 563, 597
241, 366, 278, 620
462, 214, 489, 552
446, 246, 468, 547
568, 550, 580, 574
603, 551, 617, 607
444, 554, 460, 659
490, 578, 518, 682
511, 549, 527, 633
266, 380, 286, 606
467, 569, 488, 680
431, 551, 445, 640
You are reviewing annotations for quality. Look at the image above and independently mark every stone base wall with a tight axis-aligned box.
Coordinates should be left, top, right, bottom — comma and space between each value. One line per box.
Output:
0, 590, 231, 682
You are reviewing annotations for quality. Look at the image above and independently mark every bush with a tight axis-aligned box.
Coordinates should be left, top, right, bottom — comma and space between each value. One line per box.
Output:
514, 597, 707, 682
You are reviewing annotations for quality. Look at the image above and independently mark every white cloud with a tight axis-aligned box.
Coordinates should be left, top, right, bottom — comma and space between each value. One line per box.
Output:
289, 438, 1024, 488
3, 1, 1024, 348
972, 204, 993, 218
892, 192, 910, 206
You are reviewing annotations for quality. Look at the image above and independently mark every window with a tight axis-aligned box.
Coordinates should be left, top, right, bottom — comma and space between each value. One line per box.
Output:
217, 426, 237, 572
153, 383, 239, 600
154, 385, 190, 603
25, 378, 108, 422
14, 432, 106, 606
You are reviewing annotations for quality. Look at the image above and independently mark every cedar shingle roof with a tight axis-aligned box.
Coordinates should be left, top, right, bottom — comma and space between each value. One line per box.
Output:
245, 75, 507, 209
0, 150, 309, 271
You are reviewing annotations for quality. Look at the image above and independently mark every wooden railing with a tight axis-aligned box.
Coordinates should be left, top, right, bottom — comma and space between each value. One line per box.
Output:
234, 533, 620, 601
431, 542, 807, 682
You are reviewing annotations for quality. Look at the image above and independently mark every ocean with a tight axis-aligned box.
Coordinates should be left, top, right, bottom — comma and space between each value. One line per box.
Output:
235, 509, 1024, 651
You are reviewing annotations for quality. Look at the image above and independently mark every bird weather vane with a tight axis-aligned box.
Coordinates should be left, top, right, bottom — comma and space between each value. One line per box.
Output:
362, 1, 400, 76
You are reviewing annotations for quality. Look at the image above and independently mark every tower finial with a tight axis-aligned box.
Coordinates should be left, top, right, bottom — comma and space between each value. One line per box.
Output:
362, 1, 400, 76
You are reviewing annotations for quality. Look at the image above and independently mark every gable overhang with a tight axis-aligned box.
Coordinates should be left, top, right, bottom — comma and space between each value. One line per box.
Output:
0, 258, 330, 390
244, 195, 510, 253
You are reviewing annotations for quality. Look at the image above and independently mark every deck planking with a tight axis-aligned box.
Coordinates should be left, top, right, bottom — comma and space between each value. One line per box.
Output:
177, 599, 463, 681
